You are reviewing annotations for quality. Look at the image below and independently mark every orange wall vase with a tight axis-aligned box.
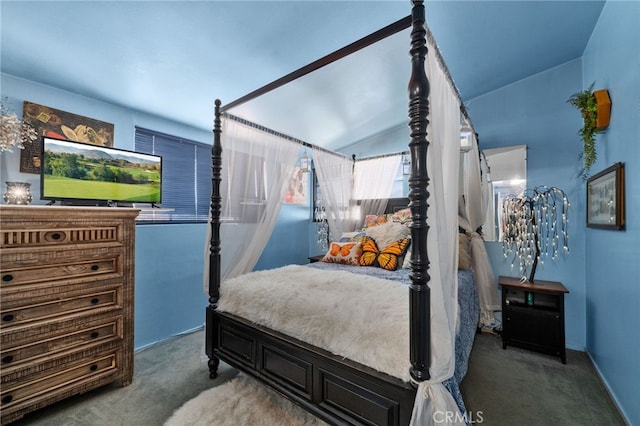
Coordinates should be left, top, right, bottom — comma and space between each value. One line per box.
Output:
594, 89, 611, 130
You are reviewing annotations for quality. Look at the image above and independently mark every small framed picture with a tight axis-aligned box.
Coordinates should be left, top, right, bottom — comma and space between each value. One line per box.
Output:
586, 162, 625, 230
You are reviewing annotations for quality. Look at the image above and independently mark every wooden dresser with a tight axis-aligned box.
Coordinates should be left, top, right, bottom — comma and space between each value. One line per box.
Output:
0, 205, 139, 424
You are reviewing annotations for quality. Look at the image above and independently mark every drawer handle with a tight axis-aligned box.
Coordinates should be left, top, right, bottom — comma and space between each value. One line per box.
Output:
2, 274, 13, 282
51, 232, 62, 240
91, 332, 100, 339
89, 364, 99, 372
2, 395, 13, 404
91, 298, 100, 305
2, 355, 14, 364
91, 264, 100, 271
2, 314, 14, 322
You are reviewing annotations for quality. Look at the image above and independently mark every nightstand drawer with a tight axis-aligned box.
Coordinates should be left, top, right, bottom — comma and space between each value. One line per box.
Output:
504, 305, 562, 352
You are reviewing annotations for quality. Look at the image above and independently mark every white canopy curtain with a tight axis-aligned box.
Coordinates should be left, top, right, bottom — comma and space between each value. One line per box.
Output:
203, 116, 300, 292
312, 149, 356, 240
353, 154, 402, 222
480, 153, 495, 241
410, 25, 464, 426
459, 131, 501, 330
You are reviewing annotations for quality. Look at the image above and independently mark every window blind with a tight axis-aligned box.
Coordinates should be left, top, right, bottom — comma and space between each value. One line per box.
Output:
135, 127, 211, 222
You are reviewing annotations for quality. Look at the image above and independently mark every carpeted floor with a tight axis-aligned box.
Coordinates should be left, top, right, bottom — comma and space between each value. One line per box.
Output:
9, 329, 626, 425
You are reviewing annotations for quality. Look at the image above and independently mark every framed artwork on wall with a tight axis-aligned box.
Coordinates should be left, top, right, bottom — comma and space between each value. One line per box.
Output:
586, 162, 625, 230
20, 101, 114, 174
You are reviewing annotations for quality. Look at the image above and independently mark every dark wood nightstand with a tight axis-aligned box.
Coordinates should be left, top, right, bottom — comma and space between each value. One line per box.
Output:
499, 276, 569, 363
308, 254, 324, 263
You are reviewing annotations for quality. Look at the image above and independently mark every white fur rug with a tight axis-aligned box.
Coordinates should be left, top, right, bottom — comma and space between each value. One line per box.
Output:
164, 374, 326, 426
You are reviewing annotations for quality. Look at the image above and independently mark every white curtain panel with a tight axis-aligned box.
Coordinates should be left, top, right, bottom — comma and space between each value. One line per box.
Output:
203, 117, 300, 293
353, 155, 401, 221
313, 149, 356, 239
410, 30, 465, 426
461, 132, 484, 231
460, 132, 500, 329
480, 153, 496, 241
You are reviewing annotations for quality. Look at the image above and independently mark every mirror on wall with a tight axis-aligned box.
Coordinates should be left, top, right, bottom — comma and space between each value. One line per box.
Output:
481, 145, 527, 242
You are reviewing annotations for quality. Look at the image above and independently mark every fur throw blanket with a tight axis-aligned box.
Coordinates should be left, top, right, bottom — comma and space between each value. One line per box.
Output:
218, 265, 412, 382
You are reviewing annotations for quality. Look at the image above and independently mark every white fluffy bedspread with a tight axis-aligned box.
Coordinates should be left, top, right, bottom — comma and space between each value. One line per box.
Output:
218, 264, 412, 382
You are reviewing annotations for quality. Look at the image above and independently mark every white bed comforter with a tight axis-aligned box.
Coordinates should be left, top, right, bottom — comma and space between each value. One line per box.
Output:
217, 264, 414, 382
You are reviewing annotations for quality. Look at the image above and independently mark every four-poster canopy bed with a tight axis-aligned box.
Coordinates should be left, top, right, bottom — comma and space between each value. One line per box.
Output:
206, 1, 488, 424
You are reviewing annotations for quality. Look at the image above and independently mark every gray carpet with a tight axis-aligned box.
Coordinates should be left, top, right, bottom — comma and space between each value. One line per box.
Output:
460, 331, 626, 425
10, 329, 625, 425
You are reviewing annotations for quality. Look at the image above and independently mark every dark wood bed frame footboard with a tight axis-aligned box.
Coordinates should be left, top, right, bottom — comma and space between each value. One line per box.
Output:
207, 310, 416, 425
206, 1, 431, 424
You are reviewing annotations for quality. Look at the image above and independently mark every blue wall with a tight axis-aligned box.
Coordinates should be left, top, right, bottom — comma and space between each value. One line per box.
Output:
467, 59, 587, 350
469, 2, 639, 422
582, 2, 640, 424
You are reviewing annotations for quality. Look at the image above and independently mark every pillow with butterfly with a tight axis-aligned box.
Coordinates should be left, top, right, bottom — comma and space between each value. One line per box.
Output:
321, 241, 363, 266
360, 220, 411, 271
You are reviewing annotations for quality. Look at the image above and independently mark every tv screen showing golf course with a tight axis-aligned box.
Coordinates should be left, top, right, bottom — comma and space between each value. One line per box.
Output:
41, 137, 162, 204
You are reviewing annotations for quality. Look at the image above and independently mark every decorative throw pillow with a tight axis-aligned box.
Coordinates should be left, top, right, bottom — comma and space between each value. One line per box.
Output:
458, 232, 472, 270
359, 236, 410, 271
362, 214, 390, 229
402, 232, 473, 270
391, 207, 412, 224
339, 231, 366, 243
321, 241, 362, 266
364, 221, 411, 249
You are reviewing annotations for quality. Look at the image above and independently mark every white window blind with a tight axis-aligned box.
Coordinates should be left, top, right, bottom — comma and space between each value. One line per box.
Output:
135, 127, 211, 222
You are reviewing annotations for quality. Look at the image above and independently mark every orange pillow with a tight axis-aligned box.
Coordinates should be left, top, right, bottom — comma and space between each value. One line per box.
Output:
359, 236, 410, 271
321, 242, 362, 266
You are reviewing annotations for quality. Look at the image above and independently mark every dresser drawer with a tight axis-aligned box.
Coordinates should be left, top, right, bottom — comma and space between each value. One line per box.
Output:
1, 287, 121, 329
1, 316, 122, 368
1, 225, 121, 249
1, 349, 121, 410
1, 250, 122, 289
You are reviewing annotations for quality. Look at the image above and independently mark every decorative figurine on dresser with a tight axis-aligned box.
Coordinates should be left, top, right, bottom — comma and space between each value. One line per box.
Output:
0, 205, 138, 424
499, 186, 571, 363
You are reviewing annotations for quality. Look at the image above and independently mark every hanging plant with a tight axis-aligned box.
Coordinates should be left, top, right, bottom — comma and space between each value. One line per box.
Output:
567, 82, 611, 180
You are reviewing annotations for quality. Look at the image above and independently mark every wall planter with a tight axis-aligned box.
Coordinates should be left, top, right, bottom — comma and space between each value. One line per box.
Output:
567, 83, 612, 180
593, 89, 611, 130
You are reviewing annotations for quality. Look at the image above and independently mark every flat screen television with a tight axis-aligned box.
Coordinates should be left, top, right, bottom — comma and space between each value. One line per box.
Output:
40, 136, 162, 205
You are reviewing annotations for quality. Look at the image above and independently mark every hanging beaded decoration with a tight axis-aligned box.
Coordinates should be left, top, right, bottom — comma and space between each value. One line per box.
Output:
502, 186, 570, 283
314, 204, 329, 251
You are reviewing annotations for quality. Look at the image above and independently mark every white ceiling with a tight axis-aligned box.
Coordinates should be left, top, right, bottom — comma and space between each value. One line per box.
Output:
1, 1, 605, 149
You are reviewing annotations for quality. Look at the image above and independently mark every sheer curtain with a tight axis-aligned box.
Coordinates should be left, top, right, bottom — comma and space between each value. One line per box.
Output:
203, 116, 300, 292
313, 149, 356, 240
459, 131, 500, 329
480, 153, 496, 241
353, 155, 402, 222
410, 28, 464, 426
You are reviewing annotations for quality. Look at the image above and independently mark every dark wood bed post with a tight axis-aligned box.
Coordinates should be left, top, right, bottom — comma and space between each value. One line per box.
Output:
206, 99, 223, 378
408, 0, 431, 383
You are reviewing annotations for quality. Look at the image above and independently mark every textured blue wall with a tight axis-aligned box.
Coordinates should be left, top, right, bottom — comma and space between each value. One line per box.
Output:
467, 59, 587, 350
470, 2, 639, 422
582, 2, 640, 424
